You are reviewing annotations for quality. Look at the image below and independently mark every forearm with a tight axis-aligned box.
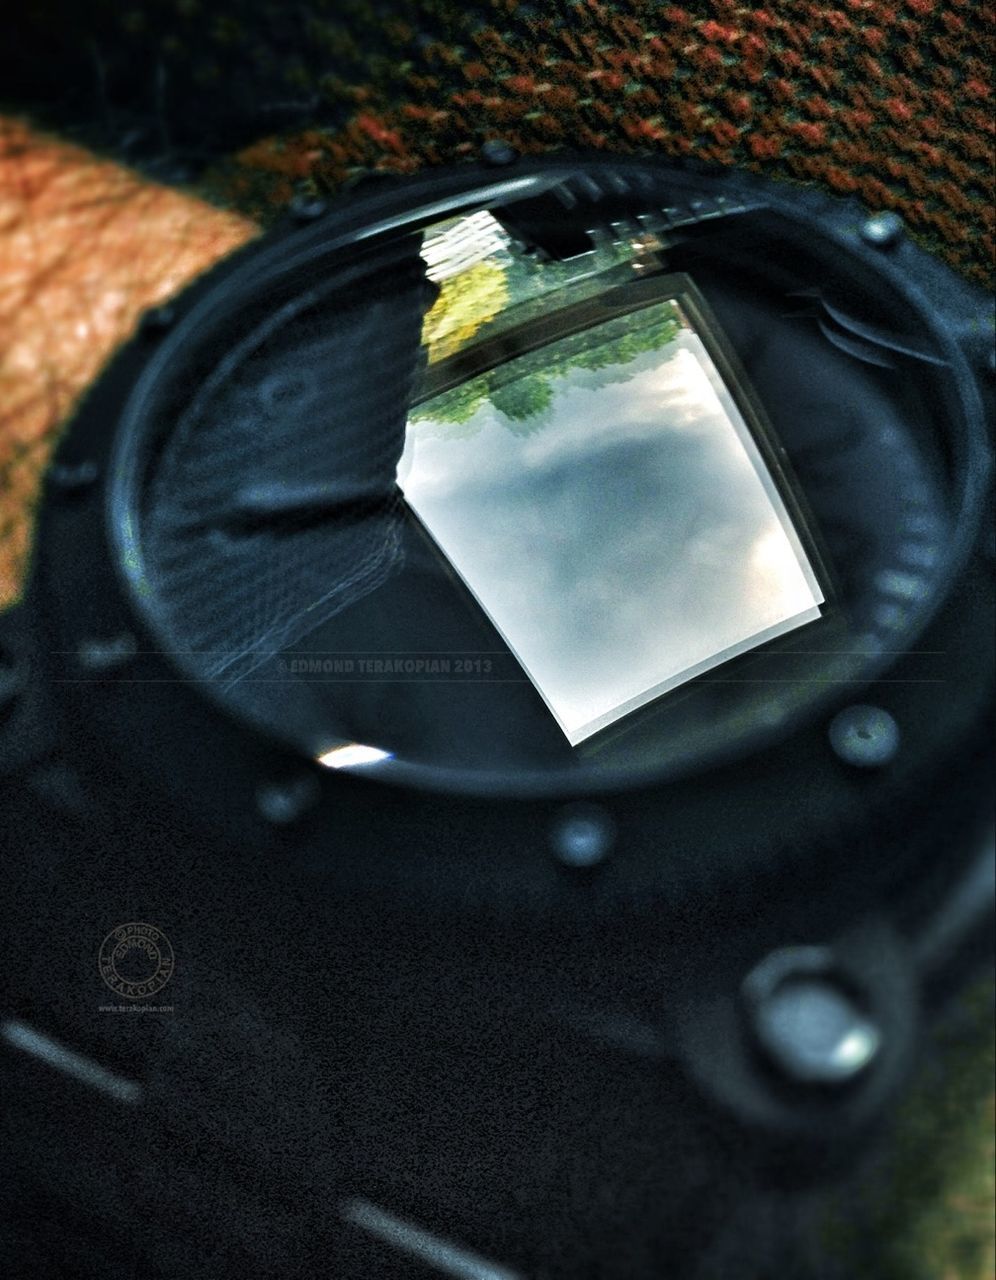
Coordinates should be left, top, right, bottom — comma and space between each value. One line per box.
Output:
0, 117, 254, 607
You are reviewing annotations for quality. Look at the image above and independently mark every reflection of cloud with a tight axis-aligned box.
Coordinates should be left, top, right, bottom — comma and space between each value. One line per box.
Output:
518, 343, 728, 472
401, 328, 823, 742
749, 527, 816, 619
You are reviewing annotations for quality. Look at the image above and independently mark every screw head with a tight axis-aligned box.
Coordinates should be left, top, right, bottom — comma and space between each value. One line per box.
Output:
828, 704, 900, 768
861, 211, 904, 249
754, 979, 881, 1086
47, 459, 99, 493
288, 194, 328, 222
256, 775, 320, 825
77, 633, 137, 672
742, 946, 882, 1087
480, 139, 518, 168
140, 304, 176, 333
551, 803, 615, 868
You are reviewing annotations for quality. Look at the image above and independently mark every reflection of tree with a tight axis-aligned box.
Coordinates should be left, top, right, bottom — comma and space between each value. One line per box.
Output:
428, 380, 487, 426
409, 378, 489, 440
421, 260, 509, 364
413, 303, 682, 433
489, 375, 553, 432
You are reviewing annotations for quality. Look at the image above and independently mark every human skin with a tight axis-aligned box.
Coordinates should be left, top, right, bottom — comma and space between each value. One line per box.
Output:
0, 116, 256, 608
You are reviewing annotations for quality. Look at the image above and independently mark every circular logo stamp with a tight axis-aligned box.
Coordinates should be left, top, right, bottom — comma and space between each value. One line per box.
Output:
98, 922, 174, 1000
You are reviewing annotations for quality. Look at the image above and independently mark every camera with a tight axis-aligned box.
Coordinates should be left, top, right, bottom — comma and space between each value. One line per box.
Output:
1, 154, 992, 1278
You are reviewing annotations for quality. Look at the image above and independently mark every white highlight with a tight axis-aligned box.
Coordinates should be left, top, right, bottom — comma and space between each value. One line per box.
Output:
316, 743, 393, 769
422, 211, 512, 282
1, 1019, 142, 1104
341, 1198, 523, 1280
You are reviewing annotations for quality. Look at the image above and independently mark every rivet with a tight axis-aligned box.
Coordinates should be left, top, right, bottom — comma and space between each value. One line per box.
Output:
860, 211, 904, 249
77, 633, 138, 672
140, 304, 176, 333
256, 775, 320, 825
744, 949, 882, 1087
480, 139, 518, 168
551, 803, 615, 868
47, 460, 99, 493
828, 704, 900, 768
288, 194, 328, 222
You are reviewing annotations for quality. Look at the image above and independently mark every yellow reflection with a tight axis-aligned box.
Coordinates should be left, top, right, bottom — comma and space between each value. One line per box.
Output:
421, 259, 509, 364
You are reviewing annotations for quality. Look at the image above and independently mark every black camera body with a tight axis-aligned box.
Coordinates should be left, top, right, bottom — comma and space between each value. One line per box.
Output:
1, 156, 992, 1279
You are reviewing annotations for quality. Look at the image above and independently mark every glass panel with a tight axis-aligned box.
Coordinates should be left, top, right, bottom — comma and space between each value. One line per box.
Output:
419, 210, 656, 366
399, 297, 824, 745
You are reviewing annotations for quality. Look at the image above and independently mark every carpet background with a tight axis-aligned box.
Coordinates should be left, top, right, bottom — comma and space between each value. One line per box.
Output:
2, 0, 993, 285
0, 2, 993, 1276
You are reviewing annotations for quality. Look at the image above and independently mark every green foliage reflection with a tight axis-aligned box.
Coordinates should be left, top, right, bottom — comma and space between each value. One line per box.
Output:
412, 303, 682, 436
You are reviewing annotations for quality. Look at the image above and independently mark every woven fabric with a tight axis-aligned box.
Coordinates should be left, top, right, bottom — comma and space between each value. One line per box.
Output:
1, 2, 992, 285
202, 1, 994, 288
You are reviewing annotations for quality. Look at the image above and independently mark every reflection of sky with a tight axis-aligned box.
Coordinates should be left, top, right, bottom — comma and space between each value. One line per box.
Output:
399, 328, 823, 743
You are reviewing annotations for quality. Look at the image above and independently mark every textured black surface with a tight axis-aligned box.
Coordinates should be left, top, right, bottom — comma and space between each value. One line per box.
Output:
0, 148, 992, 1280
143, 236, 431, 706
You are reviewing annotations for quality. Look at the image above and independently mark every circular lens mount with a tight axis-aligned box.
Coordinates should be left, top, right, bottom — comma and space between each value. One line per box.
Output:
30, 154, 993, 915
